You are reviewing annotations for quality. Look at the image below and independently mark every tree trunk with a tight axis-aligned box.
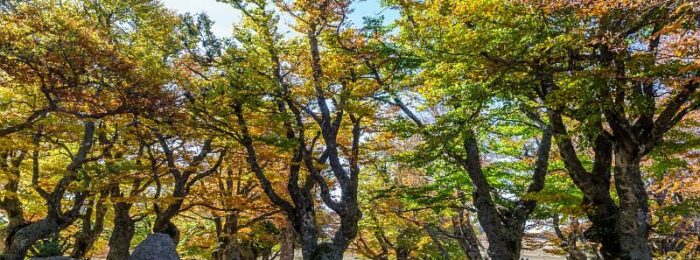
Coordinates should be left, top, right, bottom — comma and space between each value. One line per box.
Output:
310, 243, 343, 260
289, 207, 349, 260
330, 200, 360, 257
3, 217, 64, 260
580, 186, 621, 259
612, 149, 651, 259
425, 225, 450, 260
3, 193, 86, 260
460, 131, 526, 260
547, 110, 625, 258
4, 123, 94, 260
553, 215, 589, 260
452, 213, 482, 260
395, 248, 410, 260
106, 202, 135, 260
215, 213, 247, 260
152, 190, 184, 245
279, 220, 295, 260
219, 241, 253, 260
485, 232, 520, 260
71, 192, 108, 259
152, 218, 180, 245
298, 210, 319, 260
0, 150, 27, 253
71, 206, 95, 259
1, 219, 27, 256
457, 127, 552, 259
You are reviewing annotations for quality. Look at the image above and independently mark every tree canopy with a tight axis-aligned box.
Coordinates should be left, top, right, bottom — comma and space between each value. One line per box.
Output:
1, 0, 699, 259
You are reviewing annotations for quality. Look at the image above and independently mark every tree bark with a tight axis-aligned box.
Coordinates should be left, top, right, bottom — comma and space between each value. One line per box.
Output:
279, 220, 295, 260
70, 191, 108, 259
4, 122, 95, 260
395, 248, 410, 260
425, 225, 450, 260
613, 148, 652, 259
234, 100, 360, 260
106, 201, 135, 260
224, 9, 363, 258
455, 128, 551, 260
0, 150, 27, 253
549, 125, 653, 259
150, 133, 222, 245
214, 213, 245, 260
297, 210, 320, 260
452, 212, 482, 260
310, 243, 344, 260
4, 216, 73, 260
546, 109, 624, 258
152, 217, 181, 245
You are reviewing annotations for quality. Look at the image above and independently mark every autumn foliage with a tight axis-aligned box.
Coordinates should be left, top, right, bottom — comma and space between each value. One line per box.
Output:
1, 0, 699, 260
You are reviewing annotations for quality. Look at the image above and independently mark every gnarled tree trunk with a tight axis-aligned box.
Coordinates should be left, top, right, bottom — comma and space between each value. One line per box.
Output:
453, 128, 551, 260
0, 150, 27, 253
70, 191, 108, 259
149, 134, 223, 245
4, 122, 95, 260
4, 212, 83, 260
107, 201, 136, 260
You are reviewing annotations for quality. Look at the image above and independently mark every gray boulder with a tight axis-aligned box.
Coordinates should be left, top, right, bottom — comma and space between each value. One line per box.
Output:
129, 233, 180, 260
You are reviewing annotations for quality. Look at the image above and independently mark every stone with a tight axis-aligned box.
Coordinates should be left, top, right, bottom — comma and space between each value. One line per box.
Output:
129, 233, 180, 260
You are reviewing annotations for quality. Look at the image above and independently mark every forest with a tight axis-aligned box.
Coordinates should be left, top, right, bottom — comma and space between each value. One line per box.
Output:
0, 0, 699, 259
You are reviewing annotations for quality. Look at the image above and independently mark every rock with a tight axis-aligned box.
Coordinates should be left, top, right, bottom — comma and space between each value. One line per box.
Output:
129, 233, 180, 260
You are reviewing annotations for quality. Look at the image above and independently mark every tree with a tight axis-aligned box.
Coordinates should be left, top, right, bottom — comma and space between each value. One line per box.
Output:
1, 1, 699, 259
178, 2, 396, 258
104, 124, 156, 260
0, 1, 182, 258
0, 0, 177, 138
376, 1, 555, 258
392, 0, 700, 258
186, 160, 283, 259
645, 113, 700, 257
2, 120, 98, 259
180, 0, 385, 258
147, 124, 226, 243
353, 125, 483, 260
539, 2, 699, 258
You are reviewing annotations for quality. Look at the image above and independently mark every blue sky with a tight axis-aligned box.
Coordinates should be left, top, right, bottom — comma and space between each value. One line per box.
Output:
160, 0, 399, 37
